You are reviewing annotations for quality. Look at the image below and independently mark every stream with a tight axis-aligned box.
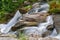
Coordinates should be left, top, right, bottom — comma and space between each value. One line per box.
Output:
0, 1, 60, 40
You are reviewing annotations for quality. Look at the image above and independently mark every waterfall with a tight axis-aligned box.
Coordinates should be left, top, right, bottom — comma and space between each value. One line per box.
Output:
27, 3, 49, 14
0, 10, 22, 33
53, 34, 60, 40
20, 15, 55, 37
50, 30, 60, 40
0, 2, 59, 40
19, 3, 59, 38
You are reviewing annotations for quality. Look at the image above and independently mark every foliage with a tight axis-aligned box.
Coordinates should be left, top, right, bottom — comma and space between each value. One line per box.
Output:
0, 11, 7, 23
0, 0, 24, 13
0, 0, 38, 13
0, 0, 25, 22
18, 33, 28, 40
0, 0, 38, 22
20, 5, 32, 14
49, 0, 60, 14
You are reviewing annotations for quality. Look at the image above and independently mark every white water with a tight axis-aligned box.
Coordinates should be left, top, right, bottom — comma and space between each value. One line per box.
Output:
21, 3, 60, 39
21, 3, 55, 36
0, 2, 60, 40
53, 34, 60, 40
50, 30, 60, 40
22, 15, 55, 36
26, 3, 49, 14
0, 2, 50, 33
0, 10, 22, 33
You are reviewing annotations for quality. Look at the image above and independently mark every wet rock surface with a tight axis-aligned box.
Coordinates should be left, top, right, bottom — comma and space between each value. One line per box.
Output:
17, 14, 60, 40
21, 35, 59, 40
11, 12, 49, 31
0, 37, 17, 40
54, 14, 60, 34
0, 33, 17, 40
28, 37, 59, 40
0, 14, 59, 40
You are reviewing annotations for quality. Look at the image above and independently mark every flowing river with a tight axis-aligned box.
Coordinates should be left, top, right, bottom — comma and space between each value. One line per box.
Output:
0, 1, 60, 40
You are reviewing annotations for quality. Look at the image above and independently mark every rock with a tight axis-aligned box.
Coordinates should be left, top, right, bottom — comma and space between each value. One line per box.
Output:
11, 12, 50, 35
12, 12, 49, 26
24, 12, 49, 23
24, 1, 31, 5
28, 37, 59, 40
11, 20, 25, 31
0, 33, 17, 38
38, 37, 59, 40
19, 5, 32, 14
19, 8, 27, 14
23, 22, 38, 26
32, 3, 40, 8
0, 37, 17, 40
54, 14, 60, 34
11, 21, 38, 31
0, 33, 17, 40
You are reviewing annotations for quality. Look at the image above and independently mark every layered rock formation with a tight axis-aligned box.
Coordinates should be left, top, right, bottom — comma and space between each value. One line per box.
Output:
54, 14, 60, 34
11, 12, 50, 31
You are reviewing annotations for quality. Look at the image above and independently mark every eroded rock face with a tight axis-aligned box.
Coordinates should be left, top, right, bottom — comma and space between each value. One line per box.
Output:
26, 36, 59, 40
54, 14, 60, 34
11, 21, 24, 31
38, 37, 59, 40
18, 13, 55, 38
0, 33, 17, 38
11, 12, 55, 38
11, 12, 50, 31
0, 33, 17, 40
32, 3, 40, 8
24, 12, 49, 23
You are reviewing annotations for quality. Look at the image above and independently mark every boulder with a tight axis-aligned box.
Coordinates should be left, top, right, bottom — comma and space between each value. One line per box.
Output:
54, 14, 60, 34
38, 37, 59, 40
24, 12, 49, 23
11, 12, 49, 31
18, 36, 59, 40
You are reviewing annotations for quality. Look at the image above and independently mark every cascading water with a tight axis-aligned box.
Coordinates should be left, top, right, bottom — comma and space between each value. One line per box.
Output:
20, 2, 56, 37
26, 2, 49, 14
0, 2, 50, 33
0, 10, 22, 33
21, 15, 57, 36
20, 2, 60, 40
0, 1, 60, 40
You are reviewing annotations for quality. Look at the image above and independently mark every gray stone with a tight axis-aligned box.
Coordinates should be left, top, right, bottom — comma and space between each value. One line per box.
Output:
54, 14, 60, 34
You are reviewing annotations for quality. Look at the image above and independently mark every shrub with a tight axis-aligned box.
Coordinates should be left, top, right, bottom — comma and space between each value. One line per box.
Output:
49, 0, 60, 14
0, 0, 25, 22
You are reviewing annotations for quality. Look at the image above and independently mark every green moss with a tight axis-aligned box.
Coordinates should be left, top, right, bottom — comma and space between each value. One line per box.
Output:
18, 33, 28, 40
